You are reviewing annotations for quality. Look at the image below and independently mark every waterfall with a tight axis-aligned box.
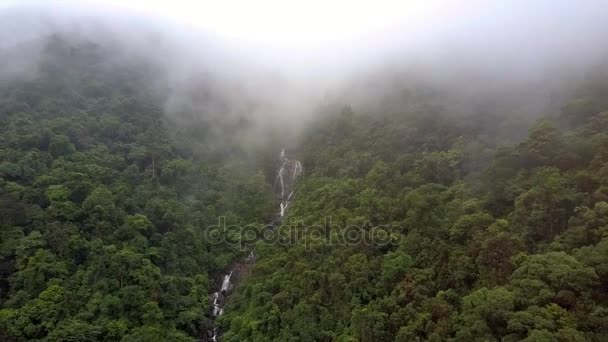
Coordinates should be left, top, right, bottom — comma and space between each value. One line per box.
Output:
220, 272, 233, 292
212, 292, 221, 316
206, 148, 302, 341
274, 148, 302, 218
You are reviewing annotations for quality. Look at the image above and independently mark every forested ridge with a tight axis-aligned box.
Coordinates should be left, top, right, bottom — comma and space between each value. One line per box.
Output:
1, 34, 608, 342
221, 80, 608, 340
0, 37, 275, 341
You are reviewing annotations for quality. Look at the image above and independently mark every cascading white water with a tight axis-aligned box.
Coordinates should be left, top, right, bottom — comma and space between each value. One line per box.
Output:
212, 292, 221, 316
220, 271, 232, 292
275, 148, 302, 218
208, 272, 231, 339
207, 149, 301, 341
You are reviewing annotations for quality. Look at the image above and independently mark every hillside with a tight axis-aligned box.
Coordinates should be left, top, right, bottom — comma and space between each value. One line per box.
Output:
0, 37, 275, 341
221, 85, 608, 341
1, 16, 608, 342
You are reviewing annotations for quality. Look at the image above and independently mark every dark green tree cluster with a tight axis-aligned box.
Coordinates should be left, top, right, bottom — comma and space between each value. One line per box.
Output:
0, 37, 275, 341
222, 90, 608, 340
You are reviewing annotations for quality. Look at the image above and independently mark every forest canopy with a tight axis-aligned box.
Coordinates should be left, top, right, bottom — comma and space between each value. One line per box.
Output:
1, 2, 608, 341
220, 77, 608, 341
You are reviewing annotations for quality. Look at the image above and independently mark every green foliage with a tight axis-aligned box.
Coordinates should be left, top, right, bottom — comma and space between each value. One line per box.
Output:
0, 36, 275, 340
3, 34, 608, 341
222, 87, 608, 341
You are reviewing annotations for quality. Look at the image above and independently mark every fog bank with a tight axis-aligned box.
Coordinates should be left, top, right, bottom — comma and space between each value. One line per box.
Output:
2, 1, 608, 141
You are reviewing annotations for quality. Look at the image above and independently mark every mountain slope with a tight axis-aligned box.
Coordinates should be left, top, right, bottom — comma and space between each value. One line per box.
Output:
222, 90, 608, 341
0, 36, 275, 341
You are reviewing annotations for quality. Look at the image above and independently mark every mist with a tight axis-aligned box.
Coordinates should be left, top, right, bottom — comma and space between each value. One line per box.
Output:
2, 0, 608, 143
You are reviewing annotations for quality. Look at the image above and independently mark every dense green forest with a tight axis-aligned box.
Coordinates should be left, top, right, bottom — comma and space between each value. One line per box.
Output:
221, 79, 608, 340
2, 33, 608, 342
0, 37, 276, 341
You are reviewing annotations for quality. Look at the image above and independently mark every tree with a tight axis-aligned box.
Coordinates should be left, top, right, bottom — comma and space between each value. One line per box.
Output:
48, 135, 76, 158
453, 287, 515, 340
510, 252, 599, 307
517, 120, 563, 169
47, 319, 100, 341
510, 168, 577, 247
475, 221, 523, 286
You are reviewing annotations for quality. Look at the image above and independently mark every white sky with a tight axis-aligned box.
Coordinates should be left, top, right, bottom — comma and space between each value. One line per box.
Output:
104, 0, 442, 42
2, 0, 608, 78
5, 0, 469, 48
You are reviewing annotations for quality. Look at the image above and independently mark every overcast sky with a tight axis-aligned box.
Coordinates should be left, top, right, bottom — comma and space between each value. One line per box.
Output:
3, 1, 608, 69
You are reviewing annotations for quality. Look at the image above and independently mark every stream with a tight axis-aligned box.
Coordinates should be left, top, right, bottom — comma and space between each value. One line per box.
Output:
203, 148, 302, 341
